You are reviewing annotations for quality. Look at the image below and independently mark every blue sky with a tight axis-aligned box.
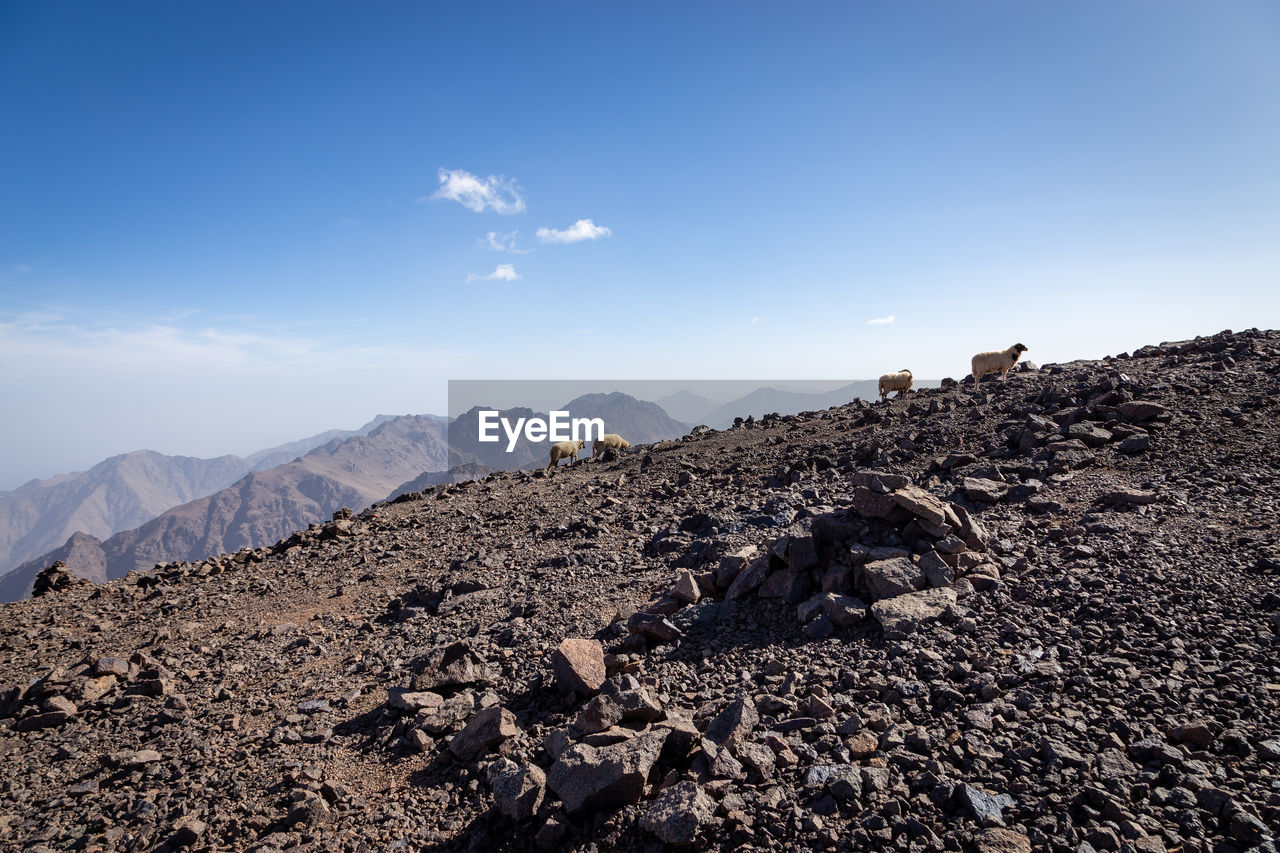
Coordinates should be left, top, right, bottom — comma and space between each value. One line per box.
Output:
2, 2, 1278, 488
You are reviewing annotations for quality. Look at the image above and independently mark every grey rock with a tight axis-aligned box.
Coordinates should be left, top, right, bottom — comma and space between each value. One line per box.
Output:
169, 815, 206, 847
546, 730, 668, 814
960, 783, 1015, 827
1117, 400, 1171, 423
670, 569, 701, 604
736, 741, 777, 781
448, 706, 517, 760
1128, 738, 1182, 766
962, 477, 1009, 502
1067, 423, 1113, 447
488, 757, 546, 820
860, 557, 924, 600
726, 556, 770, 600
415, 641, 494, 690
640, 781, 714, 845
918, 551, 955, 587
871, 588, 956, 638
893, 486, 950, 527
701, 737, 745, 779
1118, 434, 1150, 453
705, 695, 759, 748
388, 689, 444, 713
805, 764, 862, 803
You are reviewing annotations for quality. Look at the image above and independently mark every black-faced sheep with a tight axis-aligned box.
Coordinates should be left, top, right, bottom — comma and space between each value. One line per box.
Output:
547, 440, 585, 469
877, 370, 913, 402
971, 343, 1028, 382
592, 433, 631, 459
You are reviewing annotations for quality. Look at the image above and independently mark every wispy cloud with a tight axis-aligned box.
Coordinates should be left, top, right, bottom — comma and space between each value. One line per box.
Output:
480, 231, 532, 254
0, 309, 466, 487
866, 314, 895, 325
751, 317, 760, 325
466, 264, 521, 283
426, 168, 525, 215
0, 310, 458, 374
536, 218, 611, 244
11, 264, 30, 274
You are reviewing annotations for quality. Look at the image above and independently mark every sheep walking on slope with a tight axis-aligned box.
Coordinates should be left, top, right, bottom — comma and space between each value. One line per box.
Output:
877, 370, 913, 402
592, 433, 631, 459
546, 440, 585, 469
971, 343, 1028, 383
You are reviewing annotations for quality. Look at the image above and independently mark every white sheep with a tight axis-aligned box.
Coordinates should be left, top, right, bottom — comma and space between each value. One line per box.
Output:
971, 343, 1028, 383
592, 433, 632, 459
546, 440, 585, 469
877, 369, 913, 402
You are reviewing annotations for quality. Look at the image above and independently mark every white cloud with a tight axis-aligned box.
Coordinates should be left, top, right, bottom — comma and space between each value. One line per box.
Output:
480, 231, 532, 254
466, 264, 521, 283
427, 168, 525, 214
751, 317, 760, 325
866, 314, 895, 325
536, 218, 612, 244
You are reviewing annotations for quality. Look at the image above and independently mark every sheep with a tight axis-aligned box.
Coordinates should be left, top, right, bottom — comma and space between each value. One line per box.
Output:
592, 433, 631, 459
877, 369, 913, 402
546, 440, 585, 469
971, 343, 1028, 383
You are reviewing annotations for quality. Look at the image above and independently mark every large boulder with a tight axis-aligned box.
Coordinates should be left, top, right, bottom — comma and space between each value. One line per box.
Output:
859, 557, 925, 600
546, 730, 669, 814
640, 781, 715, 844
487, 758, 546, 820
414, 641, 495, 690
871, 588, 956, 639
448, 706, 517, 760
892, 486, 951, 527
704, 695, 759, 749
552, 638, 606, 695
726, 556, 770, 600
962, 477, 1009, 503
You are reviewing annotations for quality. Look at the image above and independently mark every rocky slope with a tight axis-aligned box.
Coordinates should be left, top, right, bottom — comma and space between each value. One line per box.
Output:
701, 380, 910, 430
388, 463, 499, 501
1, 415, 449, 596
0, 328, 1278, 853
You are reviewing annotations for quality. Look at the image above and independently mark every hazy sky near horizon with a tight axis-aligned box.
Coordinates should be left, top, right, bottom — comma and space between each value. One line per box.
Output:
2, 2, 1279, 489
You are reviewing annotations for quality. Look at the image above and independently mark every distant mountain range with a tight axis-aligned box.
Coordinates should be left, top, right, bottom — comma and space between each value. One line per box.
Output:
0, 450, 252, 579
654, 389, 719, 424
0, 416, 393, 582
0, 416, 439, 600
243, 414, 398, 470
